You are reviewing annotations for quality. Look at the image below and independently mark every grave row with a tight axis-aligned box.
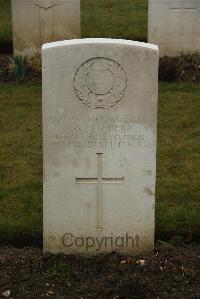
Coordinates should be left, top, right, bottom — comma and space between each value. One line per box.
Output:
10, 1, 199, 255
11, 0, 200, 58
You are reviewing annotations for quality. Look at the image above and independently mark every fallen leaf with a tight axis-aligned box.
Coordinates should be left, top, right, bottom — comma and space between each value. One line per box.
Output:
47, 289, 54, 295
136, 259, 145, 266
127, 256, 134, 264
2, 290, 10, 298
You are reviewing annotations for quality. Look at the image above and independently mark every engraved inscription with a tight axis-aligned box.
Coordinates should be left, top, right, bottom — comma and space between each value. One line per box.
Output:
50, 133, 145, 149
76, 153, 124, 230
74, 57, 127, 109
49, 235, 56, 241
170, 6, 197, 45
48, 115, 146, 149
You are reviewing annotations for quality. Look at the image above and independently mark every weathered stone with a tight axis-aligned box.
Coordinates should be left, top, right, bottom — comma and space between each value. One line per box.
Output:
43, 39, 159, 255
148, 0, 200, 56
11, 0, 80, 59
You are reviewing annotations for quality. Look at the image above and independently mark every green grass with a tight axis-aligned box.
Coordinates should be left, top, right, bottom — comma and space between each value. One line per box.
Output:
156, 83, 200, 237
0, 0, 147, 43
0, 82, 199, 241
0, 0, 199, 242
81, 0, 148, 40
0, 0, 12, 43
0, 83, 42, 239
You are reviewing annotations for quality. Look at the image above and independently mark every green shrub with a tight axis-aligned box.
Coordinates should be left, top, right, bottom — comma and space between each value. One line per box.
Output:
9, 54, 27, 83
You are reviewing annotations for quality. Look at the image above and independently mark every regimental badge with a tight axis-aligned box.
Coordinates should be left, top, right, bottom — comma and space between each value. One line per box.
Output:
74, 57, 127, 109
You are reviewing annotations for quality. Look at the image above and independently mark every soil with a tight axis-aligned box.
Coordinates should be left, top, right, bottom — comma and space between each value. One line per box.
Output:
0, 54, 41, 84
159, 55, 200, 82
1, 52, 200, 84
0, 42, 13, 55
0, 48, 200, 298
0, 55, 13, 82
0, 242, 199, 299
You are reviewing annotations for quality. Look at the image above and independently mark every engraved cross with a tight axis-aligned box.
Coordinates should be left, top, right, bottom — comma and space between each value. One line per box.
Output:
171, 6, 197, 12
76, 153, 124, 230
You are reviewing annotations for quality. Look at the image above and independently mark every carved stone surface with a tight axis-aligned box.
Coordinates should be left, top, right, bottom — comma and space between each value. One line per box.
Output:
43, 39, 159, 255
74, 57, 127, 109
148, 0, 200, 56
11, 0, 80, 59
33, 0, 60, 10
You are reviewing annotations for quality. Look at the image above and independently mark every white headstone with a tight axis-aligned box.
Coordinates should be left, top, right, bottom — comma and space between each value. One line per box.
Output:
43, 39, 159, 255
11, 0, 80, 59
148, 0, 200, 56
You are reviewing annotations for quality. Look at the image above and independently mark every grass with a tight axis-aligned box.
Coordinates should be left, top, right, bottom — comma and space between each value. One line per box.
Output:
0, 0, 147, 43
0, 0, 199, 243
81, 0, 148, 40
156, 83, 200, 238
0, 0, 12, 43
0, 83, 42, 242
0, 82, 199, 242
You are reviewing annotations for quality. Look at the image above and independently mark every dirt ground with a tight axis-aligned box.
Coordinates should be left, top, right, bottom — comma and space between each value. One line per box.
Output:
0, 242, 199, 299
0, 54, 41, 83
0, 49, 200, 298
1, 53, 200, 84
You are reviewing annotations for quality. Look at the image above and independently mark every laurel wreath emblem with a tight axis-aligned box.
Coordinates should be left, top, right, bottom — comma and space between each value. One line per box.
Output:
74, 57, 127, 109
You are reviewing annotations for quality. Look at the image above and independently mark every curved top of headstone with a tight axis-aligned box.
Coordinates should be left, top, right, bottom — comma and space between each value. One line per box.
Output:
42, 38, 158, 52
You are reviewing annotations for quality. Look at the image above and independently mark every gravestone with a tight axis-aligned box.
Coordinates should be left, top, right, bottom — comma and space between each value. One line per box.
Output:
11, 0, 80, 59
148, 0, 200, 56
43, 39, 159, 255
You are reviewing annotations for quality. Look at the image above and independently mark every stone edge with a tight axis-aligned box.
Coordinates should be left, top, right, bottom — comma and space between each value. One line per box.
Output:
42, 38, 159, 52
